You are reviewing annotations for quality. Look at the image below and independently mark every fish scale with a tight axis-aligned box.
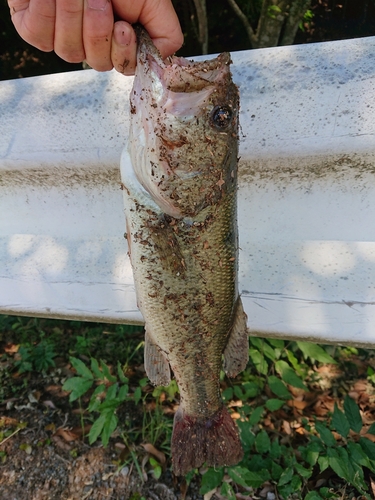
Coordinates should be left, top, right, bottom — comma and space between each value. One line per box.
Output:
121, 26, 249, 475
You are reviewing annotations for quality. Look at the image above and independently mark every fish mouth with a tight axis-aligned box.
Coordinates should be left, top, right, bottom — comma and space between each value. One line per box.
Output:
135, 24, 232, 94
146, 50, 232, 96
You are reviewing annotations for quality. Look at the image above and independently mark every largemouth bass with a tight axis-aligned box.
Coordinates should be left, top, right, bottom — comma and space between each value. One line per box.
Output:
121, 27, 249, 476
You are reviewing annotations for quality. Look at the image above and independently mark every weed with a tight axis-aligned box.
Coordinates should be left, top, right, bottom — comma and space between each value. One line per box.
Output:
14, 339, 56, 373
62, 357, 131, 446
201, 392, 375, 498
2, 314, 375, 498
201, 338, 375, 499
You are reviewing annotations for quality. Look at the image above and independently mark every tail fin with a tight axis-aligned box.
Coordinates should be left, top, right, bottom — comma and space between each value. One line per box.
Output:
171, 405, 243, 476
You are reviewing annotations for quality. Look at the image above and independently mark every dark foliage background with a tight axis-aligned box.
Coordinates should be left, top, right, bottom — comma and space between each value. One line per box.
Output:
1, 0, 375, 81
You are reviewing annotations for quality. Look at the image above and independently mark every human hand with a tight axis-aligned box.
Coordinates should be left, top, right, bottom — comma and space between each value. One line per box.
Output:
8, 0, 183, 75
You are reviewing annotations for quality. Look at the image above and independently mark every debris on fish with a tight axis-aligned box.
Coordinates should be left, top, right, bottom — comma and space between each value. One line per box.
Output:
121, 26, 248, 476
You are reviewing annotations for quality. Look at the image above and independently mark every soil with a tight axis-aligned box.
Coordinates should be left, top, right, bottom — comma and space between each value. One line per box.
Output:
0, 367, 201, 500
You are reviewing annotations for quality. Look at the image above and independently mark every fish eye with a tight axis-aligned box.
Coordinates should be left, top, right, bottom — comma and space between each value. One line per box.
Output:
210, 106, 233, 129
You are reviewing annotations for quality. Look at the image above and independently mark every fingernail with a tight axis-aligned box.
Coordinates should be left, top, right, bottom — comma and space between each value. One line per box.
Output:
114, 24, 132, 46
87, 0, 109, 11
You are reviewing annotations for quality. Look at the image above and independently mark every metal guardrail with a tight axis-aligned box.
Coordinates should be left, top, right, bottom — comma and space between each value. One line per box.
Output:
1, 36, 375, 346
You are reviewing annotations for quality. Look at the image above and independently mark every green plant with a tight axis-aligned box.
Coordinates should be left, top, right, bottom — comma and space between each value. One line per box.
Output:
267, 4, 283, 19
198, 337, 375, 499
305, 395, 375, 498
3, 314, 375, 498
199, 396, 375, 499
62, 356, 175, 451
62, 357, 132, 446
149, 456, 163, 479
14, 339, 56, 373
299, 9, 314, 32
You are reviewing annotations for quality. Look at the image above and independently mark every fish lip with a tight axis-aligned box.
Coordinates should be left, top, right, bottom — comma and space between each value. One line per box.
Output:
134, 25, 232, 93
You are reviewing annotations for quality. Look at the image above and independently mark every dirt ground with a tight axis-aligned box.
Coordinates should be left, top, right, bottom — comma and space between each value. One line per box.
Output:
0, 413, 202, 500
0, 369, 202, 500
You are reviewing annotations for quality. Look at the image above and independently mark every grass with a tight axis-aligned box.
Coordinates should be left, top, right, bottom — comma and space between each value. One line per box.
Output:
1, 314, 375, 499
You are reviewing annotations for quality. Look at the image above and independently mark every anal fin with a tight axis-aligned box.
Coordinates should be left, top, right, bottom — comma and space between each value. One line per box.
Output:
144, 326, 171, 386
223, 298, 249, 377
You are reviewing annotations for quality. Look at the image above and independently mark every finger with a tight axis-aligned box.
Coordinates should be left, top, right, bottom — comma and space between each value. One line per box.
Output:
54, 0, 85, 63
111, 21, 137, 76
83, 0, 114, 71
112, 0, 183, 59
142, 1, 183, 59
8, 0, 56, 52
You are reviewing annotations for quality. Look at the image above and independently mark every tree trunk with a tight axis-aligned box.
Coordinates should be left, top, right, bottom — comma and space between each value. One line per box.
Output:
255, 0, 289, 48
192, 0, 208, 54
227, 0, 310, 49
280, 0, 312, 46
227, 0, 258, 48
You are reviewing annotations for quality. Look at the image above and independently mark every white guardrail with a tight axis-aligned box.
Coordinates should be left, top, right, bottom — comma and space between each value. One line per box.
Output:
1, 37, 375, 347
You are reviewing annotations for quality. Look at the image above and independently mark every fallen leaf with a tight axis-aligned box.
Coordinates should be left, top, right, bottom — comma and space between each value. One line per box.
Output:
263, 417, 274, 429
283, 420, 292, 435
315, 478, 327, 488
101, 472, 114, 481
114, 441, 130, 461
371, 476, 375, 496
141, 443, 166, 465
0, 417, 20, 427
19, 443, 32, 455
332, 431, 342, 441
203, 489, 217, 500
42, 400, 57, 409
45, 385, 62, 393
141, 453, 149, 482
358, 392, 370, 406
348, 391, 359, 402
180, 478, 189, 500
45, 385, 69, 398
259, 481, 274, 497
287, 399, 308, 410
4, 343, 19, 354
114, 442, 126, 450
28, 391, 41, 403
362, 412, 375, 425
51, 435, 72, 451
54, 427, 81, 442
314, 395, 335, 416
229, 400, 243, 408
72, 425, 91, 438
289, 386, 306, 398
296, 427, 306, 436
82, 488, 93, 500
353, 381, 368, 392
72, 408, 86, 415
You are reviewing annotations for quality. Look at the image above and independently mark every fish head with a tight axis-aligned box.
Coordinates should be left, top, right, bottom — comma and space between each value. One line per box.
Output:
129, 27, 239, 218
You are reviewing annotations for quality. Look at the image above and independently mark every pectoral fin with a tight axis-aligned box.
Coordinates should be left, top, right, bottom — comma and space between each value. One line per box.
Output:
144, 326, 171, 386
223, 298, 249, 377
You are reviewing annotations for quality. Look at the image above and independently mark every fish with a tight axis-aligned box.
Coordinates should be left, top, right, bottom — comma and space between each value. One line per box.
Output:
120, 26, 249, 476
